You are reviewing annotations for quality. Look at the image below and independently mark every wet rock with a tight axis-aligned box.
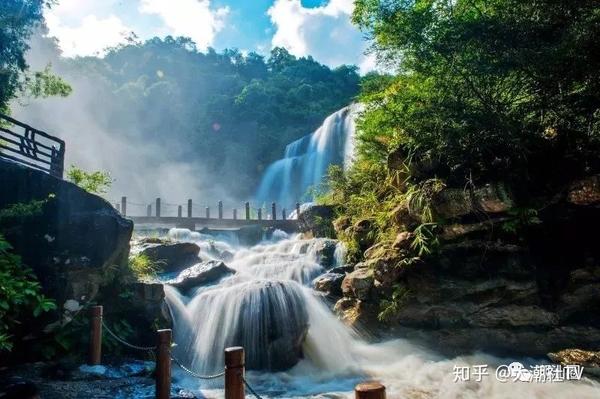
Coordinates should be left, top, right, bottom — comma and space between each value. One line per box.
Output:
207, 242, 234, 261
167, 260, 235, 291
342, 268, 374, 300
432, 182, 513, 219
313, 273, 345, 297
314, 238, 338, 268
567, 175, 600, 206
298, 205, 336, 238
137, 240, 200, 273
328, 264, 354, 274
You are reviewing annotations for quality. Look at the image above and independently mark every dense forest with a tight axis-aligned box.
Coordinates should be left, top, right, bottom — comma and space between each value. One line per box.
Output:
323, 0, 600, 260
4, 14, 361, 201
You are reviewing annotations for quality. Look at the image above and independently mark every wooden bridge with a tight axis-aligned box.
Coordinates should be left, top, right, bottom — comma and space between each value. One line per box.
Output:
117, 197, 301, 231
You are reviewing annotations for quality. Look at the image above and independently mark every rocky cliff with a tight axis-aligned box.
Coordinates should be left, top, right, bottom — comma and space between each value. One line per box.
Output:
0, 159, 133, 310
320, 177, 600, 356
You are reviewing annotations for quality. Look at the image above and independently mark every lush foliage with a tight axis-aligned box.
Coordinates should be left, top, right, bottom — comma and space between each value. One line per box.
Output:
352, 0, 600, 189
0, 235, 56, 351
0, 1, 70, 113
67, 165, 112, 194
128, 253, 162, 280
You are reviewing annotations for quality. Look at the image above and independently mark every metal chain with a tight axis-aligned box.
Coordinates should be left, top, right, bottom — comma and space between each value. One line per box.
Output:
171, 356, 226, 380
243, 376, 264, 399
101, 320, 156, 351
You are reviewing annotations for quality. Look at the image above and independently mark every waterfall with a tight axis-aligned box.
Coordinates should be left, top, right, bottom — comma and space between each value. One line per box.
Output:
161, 229, 600, 398
254, 103, 362, 211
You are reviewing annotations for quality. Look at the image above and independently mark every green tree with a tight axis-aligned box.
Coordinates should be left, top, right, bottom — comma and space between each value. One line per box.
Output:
0, 1, 71, 113
67, 166, 112, 195
352, 0, 600, 188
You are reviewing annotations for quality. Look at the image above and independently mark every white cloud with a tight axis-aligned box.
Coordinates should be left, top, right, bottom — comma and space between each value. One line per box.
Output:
138, 0, 229, 50
267, 0, 375, 72
45, 12, 131, 57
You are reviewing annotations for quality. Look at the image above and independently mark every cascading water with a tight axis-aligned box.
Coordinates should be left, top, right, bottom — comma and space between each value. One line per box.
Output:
254, 104, 362, 211
163, 230, 600, 398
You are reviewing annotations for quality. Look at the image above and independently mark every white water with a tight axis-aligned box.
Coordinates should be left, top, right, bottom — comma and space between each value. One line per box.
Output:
254, 104, 362, 211
164, 230, 600, 398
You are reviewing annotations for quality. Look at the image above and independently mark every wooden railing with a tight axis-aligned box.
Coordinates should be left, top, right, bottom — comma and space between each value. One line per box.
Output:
0, 113, 65, 178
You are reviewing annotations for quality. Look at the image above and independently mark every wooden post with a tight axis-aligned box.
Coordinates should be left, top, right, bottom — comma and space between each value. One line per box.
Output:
121, 196, 127, 217
355, 382, 386, 399
88, 305, 103, 365
156, 329, 171, 399
147, 204, 152, 217
282, 209, 286, 220
206, 207, 210, 219
245, 202, 250, 220
296, 202, 301, 219
178, 205, 182, 218
187, 199, 192, 218
224, 347, 244, 399
258, 208, 262, 221
218, 201, 223, 219
272, 202, 277, 220
233, 209, 237, 220
156, 198, 161, 217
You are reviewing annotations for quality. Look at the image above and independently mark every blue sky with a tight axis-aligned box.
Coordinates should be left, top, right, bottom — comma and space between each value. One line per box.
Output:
44, 0, 375, 72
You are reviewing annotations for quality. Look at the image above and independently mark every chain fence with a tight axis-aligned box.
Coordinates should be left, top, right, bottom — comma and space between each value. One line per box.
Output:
101, 318, 264, 397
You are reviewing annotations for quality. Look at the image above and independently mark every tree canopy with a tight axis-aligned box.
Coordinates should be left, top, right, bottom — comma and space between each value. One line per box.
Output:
352, 0, 600, 191
22, 36, 360, 199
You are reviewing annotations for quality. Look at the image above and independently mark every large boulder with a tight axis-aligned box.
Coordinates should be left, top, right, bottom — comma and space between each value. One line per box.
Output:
166, 260, 235, 291
0, 160, 132, 305
135, 239, 200, 273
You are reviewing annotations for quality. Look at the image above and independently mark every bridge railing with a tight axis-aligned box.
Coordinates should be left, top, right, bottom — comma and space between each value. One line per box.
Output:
114, 197, 302, 220
0, 113, 65, 178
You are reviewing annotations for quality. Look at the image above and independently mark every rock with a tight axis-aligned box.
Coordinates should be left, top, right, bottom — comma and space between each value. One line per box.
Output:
298, 205, 336, 238
440, 221, 497, 241
432, 182, 513, 219
206, 242, 234, 261
167, 260, 235, 291
313, 273, 345, 297
341, 268, 374, 300
548, 349, 600, 367
130, 282, 170, 325
390, 203, 419, 230
567, 175, 600, 206
137, 241, 200, 273
0, 159, 133, 304
313, 238, 338, 268
392, 232, 413, 251
468, 305, 559, 328
329, 264, 354, 274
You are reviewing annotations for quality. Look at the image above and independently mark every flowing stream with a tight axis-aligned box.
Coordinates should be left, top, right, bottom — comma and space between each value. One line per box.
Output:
163, 230, 600, 398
